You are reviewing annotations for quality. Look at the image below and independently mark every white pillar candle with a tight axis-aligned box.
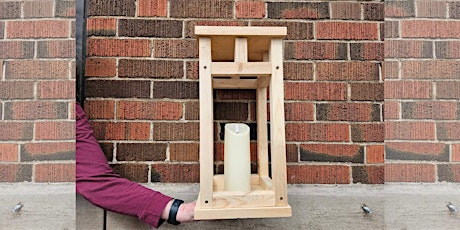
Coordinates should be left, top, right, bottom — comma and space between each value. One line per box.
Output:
224, 123, 251, 193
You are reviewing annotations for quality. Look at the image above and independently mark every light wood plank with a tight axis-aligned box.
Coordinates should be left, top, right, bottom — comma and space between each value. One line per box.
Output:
195, 26, 287, 37
212, 79, 258, 89
213, 190, 275, 209
211, 62, 271, 76
195, 204, 292, 220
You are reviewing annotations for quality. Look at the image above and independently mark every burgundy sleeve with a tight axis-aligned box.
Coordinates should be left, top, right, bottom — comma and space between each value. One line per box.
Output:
75, 103, 172, 228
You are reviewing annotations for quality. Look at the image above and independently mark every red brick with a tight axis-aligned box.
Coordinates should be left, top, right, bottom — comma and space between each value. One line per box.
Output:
138, 0, 167, 17
117, 101, 182, 120
85, 100, 115, 119
91, 122, 151, 140
317, 103, 380, 122
85, 58, 117, 77
350, 82, 384, 101
283, 62, 314, 80
350, 42, 384, 61
352, 166, 384, 184
0, 144, 18, 162
170, 143, 199, 161
287, 165, 350, 184
437, 122, 460, 141
285, 82, 347, 101
436, 41, 460, 59
316, 62, 379, 81
385, 163, 435, 182
316, 22, 379, 40
37, 40, 75, 58
21, 142, 75, 161
453, 144, 460, 162
185, 20, 247, 38
416, 1, 447, 18
402, 61, 460, 79
0, 81, 34, 99
153, 40, 197, 58
436, 81, 460, 99
286, 123, 350, 142
169, 0, 233, 18
236, 0, 265, 19
119, 59, 183, 78
153, 122, 199, 141
384, 61, 399, 79
87, 38, 151, 57
151, 163, 199, 182
184, 101, 199, 120
7, 20, 69, 38
37, 80, 75, 99
0, 164, 32, 182
401, 20, 460, 38
117, 143, 166, 161
384, 80, 432, 99
385, 0, 415, 18
385, 21, 399, 38
285, 42, 347, 60
0, 122, 33, 141
366, 145, 384, 164
23, 0, 53, 18
4, 101, 68, 120
385, 40, 432, 58
402, 101, 459, 120
300, 144, 363, 163
386, 142, 449, 161
384, 100, 400, 120
438, 164, 460, 183
330, 1, 360, 20
351, 123, 384, 142
35, 121, 76, 140
267, 2, 329, 19
285, 102, 314, 121
86, 18, 117, 36
35, 163, 76, 182
385, 121, 436, 140
5, 60, 69, 79
0, 41, 34, 59
186, 61, 199, 79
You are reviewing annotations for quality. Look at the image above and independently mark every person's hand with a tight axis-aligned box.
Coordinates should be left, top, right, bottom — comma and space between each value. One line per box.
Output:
176, 201, 196, 222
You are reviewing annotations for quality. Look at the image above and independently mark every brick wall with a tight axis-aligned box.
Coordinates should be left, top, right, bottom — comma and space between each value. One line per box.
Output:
85, 0, 384, 184
0, 0, 75, 182
385, 0, 460, 182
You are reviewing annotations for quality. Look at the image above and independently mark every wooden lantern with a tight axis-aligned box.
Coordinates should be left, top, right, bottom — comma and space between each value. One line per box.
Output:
194, 26, 291, 220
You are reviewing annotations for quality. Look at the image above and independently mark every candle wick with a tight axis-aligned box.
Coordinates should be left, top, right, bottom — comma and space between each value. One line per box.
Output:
235, 124, 239, 134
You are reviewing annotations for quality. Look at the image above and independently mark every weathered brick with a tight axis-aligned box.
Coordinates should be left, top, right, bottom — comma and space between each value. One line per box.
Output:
236, 0, 265, 19
283, 62, 314, 80
364, 3, 384, 21
118, 19, 182, 38
316, 62, 380, 81
351, 123, 384, 142
37, 40, 75, 58
138, 0, 167, 17
286, 123, 350, 142
24, 0, 53, 18
71, 20, 75, 38
5, 60, 69, 79
317, 103, 380, 122
118, 59, 183, 78
384, 100, 399, 120
436, 41, 460, 59
267, 2, 329, 19
416, 0, 447, 18
185, 101, 199, 120
214, 102, 248, 121
0, 22, 4, 39
316, 22, 379, 40
117, 143, 166, 161
438, 164, 460, 183
35, 163, 75, 182
87, 18, 117, 36
401, 20, 460, 38
450, 1, 460, 18
285, 102, 314, 121
384, 0, 415, 18
186, 61, 199, 79
185, 20, 247, 38
385, 163, 435, 182
170, 143, 199, 161
286, 144, 298, 162
88, 0, 135, 16
385, 121, 435, 140
384, 61, 399, 79
21, 142, 75, 161
216, 89, 255, 100
110, 163, 148, 182
385, 21, 399, 38
351, 82, 384, 101
85, 58, 117, 77
5, 101, 68, 120
402, 60, 460, 79
87, 38, 151, 57
386, 142, 449, 161
402, 101, 459, 120
330, 1, 360, 20
85, 100, 115, 119
0, 144, 19, 162
300, 144, 363, 163
56, 0, 75, 17
153, 40, 197, 58
170, 0, 233, 18
436, 81, 460, 99
0, 41, 34, 59
366, 145, 384, 164
117, 101, 182, 120
0, 1, 20, 19
153, 122, 199, 141
152, 81, 199, 99
251, 21, 313, 40
350, 42, 384, 61
352, 166, 384, 184
287, 165, 350, 184
35, 121, 75, 140
37, 80, 75, 99
285, 42, 347, 60
437, 122, 460, 141
285, 82, 347, 101
0, 81, 34, 99
98, 142, 114, 161
0, 122, 33, 141
7, 20, 69, 38
385, 40, 433, 58
384, 80, 432, 99
0, 164, 32, 182
85, 80, 150, 98
453, 144, 460, 162
91, 122, 150, 140
151, 163, 199, 182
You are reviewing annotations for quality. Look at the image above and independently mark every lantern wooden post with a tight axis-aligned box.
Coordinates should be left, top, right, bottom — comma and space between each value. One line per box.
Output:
195, 26, 291, 220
